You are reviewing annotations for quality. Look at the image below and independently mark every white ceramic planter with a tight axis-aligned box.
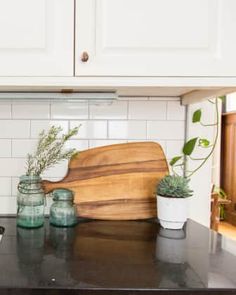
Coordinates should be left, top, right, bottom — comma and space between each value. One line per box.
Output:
157, 195, 188, 229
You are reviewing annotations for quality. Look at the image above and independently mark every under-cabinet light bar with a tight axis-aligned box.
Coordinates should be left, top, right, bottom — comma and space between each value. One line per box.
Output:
0, 92, 118, 101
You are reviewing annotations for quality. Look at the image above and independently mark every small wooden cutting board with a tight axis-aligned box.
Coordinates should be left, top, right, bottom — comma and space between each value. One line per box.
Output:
42, 142, 169, 220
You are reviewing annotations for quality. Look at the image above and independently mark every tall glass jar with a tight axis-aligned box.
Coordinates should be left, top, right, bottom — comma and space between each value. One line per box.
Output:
17, 175, 45, 228
50, 189, 77, 227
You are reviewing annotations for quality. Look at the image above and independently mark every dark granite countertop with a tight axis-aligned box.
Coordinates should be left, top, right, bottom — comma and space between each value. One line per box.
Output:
0, 217, 236, 295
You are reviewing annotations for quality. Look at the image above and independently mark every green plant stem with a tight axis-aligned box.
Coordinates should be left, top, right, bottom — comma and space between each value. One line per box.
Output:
187, 98, 219, 178
200, 122, 218, 127
189, 156, 206, 161
208, 99, 215, 104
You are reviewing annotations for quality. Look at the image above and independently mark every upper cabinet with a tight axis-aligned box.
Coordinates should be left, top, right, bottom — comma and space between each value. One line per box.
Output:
75, 0, 236, 77
0, 0, 74, 76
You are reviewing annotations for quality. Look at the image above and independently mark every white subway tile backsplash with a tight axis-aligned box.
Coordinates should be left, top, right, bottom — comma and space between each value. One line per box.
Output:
0, 96, 185, 214
0, 178, 12, 196
12, 103, 50, 119
12, 139, 37, 158
166, 140, 184, 159
167, 101, 186, 120
65, 139, 89, 151
11, 177, 19, 196
0, 140, 11, 157
147, 121, 185, 140
0, 120, 30, 138
109, 121, 146, 139
0, 103, 11, 119
90, 101, 127, 119
30, 120, 68, 138
0, 158, 26, 177
128, 101, 166, 120
70, 121, 107, 139
51, 102, 88, 119
89, 139, 127, 148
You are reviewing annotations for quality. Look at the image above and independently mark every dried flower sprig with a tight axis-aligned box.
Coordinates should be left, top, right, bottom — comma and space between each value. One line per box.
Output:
26, 125, 80, 176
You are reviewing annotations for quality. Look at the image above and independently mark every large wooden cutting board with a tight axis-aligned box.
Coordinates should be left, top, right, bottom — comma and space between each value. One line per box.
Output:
42, 142, 169, 220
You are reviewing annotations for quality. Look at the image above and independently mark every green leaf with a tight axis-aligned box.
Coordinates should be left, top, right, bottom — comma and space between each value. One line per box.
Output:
183, 137, 198, 156
192, 109, 202, 123
199, 138, 210, 147
170, 156, 182, 166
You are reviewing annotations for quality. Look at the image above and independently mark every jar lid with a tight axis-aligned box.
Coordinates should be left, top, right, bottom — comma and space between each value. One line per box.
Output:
52, 189, 74, 201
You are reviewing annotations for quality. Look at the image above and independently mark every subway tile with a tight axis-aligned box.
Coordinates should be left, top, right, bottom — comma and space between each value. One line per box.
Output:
51, 102, 88, 119
12, 139, 37, 158
30, 120, 68, 138
12, 103, 50, 119
89, 139, 127, 148
90, 101, 127, 119
0, 196, 17, 214
70, 121, 107, 139
166, 140, 184, 159
0, 103, 11, 118
147, 121, 185, 140
167, 101, 186, 120
109, 121, 146, 139
0, 178, 12, 196
0, 158, 26, 177
128, 101, 166, 120
65, 140, 89, 151
0, 120, 30, 138
0, 140, 11, 157
11, 177, 19, 196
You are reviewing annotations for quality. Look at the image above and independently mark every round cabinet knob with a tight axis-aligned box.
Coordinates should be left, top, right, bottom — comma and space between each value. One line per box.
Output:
81, 51, 89, 62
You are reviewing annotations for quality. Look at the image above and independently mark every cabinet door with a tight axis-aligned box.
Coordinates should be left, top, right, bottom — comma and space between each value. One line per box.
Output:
0, 0, 74, 76
76, 0, 236, 77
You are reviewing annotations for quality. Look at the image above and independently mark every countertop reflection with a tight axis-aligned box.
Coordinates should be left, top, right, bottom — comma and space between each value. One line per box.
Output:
0, 217, 236, 294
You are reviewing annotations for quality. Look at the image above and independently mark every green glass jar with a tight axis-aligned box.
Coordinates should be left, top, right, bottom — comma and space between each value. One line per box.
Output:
17, 175, 45, 228
49, 189, 78, 227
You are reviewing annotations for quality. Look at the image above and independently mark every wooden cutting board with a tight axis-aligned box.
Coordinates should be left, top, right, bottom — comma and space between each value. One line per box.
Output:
42, 142, 169, 220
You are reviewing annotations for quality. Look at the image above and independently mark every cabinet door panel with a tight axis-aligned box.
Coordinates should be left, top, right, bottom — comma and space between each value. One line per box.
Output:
76, 0, 236, 77
0, 0, 74, 76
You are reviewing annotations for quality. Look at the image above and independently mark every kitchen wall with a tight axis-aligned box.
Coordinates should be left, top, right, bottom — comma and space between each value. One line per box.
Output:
0, 96, 185, 214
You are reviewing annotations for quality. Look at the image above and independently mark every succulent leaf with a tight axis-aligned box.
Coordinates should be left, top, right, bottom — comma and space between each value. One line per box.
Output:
157, 175, 193, 198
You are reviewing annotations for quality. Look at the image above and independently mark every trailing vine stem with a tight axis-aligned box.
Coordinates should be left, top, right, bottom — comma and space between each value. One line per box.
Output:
187, 98, 219, 178
170, 97, 220, 179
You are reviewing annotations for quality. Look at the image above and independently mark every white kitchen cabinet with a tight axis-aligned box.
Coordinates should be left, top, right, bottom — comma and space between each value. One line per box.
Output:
75, 0, 236, 77
0, 0, 74, 76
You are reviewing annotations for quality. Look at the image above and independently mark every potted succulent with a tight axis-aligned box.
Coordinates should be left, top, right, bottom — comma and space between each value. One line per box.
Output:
157, 175, 193, 229
156, 97, 222, 229
17, 125, 80, 229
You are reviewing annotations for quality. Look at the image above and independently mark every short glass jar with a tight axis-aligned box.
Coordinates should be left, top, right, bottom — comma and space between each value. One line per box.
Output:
17, 175, 45, 228
49, 189, 78, 227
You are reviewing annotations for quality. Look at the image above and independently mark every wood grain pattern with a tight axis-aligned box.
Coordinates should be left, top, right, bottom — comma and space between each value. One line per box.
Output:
42, 142, 169, 220
221, 113, 236, 226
